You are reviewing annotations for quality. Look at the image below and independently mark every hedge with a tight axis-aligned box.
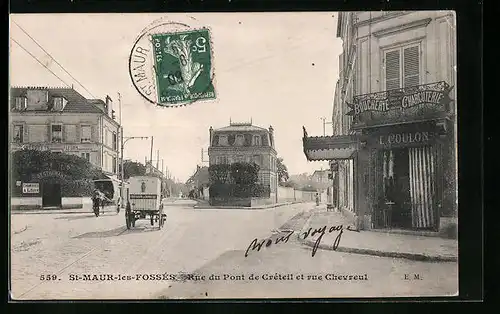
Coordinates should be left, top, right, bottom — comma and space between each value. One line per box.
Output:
209, 183, 271, 198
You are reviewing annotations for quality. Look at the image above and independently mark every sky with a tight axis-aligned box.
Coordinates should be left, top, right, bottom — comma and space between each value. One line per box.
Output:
10, 13, 343, 182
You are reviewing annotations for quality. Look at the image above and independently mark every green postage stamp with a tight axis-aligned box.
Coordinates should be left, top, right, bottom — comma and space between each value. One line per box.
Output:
151, 29, 215, 105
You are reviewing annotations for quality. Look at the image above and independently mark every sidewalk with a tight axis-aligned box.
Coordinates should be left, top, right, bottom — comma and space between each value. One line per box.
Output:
193, 200, 305, 210
298, 208, 458, 262
11, 205, 118, 215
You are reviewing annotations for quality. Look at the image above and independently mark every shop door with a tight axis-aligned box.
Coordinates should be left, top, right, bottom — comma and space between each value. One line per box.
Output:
408, 146, 437, 230
42, 182, 62, 207
382, 149, 412, 228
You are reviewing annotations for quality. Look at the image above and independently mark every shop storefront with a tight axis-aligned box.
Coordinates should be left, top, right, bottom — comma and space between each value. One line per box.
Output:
303, 81, 456, 232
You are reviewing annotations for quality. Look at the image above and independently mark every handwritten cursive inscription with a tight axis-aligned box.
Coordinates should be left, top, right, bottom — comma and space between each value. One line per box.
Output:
244, 225, 359, 257
301, 224, 359, 257
245, 230, 294, 257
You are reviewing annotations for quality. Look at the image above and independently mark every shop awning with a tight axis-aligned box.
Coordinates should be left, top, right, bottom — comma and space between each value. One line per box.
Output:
302, 127, 359, 161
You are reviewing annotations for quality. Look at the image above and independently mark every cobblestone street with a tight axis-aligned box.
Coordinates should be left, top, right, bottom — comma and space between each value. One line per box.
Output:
10, 200, 313, 300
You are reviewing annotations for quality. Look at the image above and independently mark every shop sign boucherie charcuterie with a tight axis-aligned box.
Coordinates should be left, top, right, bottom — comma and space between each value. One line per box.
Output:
346, 81, 454, 117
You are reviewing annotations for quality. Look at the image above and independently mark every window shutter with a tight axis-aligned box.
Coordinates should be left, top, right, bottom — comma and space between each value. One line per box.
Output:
403, 45, 420, 87
385, 50, 400, 90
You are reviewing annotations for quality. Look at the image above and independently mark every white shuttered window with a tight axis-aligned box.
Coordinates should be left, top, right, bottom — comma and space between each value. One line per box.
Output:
384, 43, 421, 90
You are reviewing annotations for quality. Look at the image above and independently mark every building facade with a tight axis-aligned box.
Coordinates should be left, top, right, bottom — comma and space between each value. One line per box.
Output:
10, 86, 121, 178
303, 11, 457, 233
208, 121, 278, 202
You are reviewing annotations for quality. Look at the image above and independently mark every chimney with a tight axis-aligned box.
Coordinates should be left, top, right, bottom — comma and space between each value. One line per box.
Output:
269, 125, 274, 148
209, 126, 213, 145
105, 95, 113, 116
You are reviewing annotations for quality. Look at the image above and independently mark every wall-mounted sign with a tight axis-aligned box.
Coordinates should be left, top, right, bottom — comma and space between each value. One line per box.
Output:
22, 182, 40, 194
346, 81, 454, 128
19, 144, 50, 151
31, 170, 70, 180
17, 143, 96, 152
378, 131, 433, 147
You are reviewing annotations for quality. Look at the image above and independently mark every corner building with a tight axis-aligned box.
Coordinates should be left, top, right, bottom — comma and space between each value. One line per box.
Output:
208, 121, 279, 203
303, 11, 457, 232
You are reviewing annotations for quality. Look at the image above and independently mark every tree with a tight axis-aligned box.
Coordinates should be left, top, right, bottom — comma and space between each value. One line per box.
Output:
10, 149, 103, 197
277, 157, 289, 184
208, 164, 231, 184
121, 161, 146, 179
11, 149, 100, 181
230, 162, 259, 185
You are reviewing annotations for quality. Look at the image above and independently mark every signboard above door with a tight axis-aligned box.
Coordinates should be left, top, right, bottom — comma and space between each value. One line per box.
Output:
346, 81, 454, 129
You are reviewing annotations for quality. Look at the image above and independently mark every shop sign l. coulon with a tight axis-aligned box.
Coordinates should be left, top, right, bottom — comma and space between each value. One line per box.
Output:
345, 81, 454, 117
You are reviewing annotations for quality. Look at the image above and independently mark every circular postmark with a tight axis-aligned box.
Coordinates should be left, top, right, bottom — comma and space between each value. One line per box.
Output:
128, 17, 216, 108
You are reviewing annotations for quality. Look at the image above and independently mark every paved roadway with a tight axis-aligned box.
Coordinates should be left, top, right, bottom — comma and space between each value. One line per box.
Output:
10, 200, 458, 300
10, 199, 312, 300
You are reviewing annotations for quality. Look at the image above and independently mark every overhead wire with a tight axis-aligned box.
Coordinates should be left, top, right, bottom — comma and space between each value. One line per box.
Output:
10, 37, 72, 88
12, 20, 97, 98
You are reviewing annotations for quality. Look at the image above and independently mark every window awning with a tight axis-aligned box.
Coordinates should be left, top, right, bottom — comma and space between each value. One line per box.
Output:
302, 127, 359, 161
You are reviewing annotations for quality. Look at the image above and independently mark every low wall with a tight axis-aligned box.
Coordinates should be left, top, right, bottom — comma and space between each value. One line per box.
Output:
278, 186, 295, 202
209, 197, 251, 207
10, 197, 90, 210
251, 197, 274, 207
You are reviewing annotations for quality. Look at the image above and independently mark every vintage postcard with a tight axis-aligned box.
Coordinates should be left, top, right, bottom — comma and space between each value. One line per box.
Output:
9, 12, 458, 300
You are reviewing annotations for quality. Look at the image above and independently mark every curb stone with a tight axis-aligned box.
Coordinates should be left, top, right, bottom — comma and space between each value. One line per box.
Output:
296, 209, 457, 262
300, 239, 458, 262
193, 201, 303, 210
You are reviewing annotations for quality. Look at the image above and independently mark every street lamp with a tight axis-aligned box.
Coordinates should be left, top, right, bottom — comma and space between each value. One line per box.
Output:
120, 134, 149, 208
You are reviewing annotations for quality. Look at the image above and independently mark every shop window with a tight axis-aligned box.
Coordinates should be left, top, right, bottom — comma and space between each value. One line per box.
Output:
81, 152, 90, 161
384, 43, 421, 90
13, 124, 24, 143
51, 124, 63, 143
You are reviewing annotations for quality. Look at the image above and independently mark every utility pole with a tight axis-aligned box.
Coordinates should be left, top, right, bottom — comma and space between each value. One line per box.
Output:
156, 149, 160, 169
320, 117, 333, 136
149, 136, 154, 172
118, 92, 124, 208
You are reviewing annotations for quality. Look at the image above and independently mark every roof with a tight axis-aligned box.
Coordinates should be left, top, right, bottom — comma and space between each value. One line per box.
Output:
186, 166, 210, 185
312, 170, 330, 177
214, 123, 268, 133
10, 86, 106, 114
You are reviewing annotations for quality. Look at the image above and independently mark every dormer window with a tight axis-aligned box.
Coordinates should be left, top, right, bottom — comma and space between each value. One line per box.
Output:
15, 97, 27, 111
253, 135, 261, 146
52, 97, 66, 111
218, 135, 228, 146
235, 134, 245, 146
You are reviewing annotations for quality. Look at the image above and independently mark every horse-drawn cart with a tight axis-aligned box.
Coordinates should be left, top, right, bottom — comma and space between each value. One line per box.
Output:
125, 176, 166, 230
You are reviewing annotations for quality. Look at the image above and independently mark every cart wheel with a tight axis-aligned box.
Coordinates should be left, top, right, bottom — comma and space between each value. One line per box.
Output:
125, 213, 131, 229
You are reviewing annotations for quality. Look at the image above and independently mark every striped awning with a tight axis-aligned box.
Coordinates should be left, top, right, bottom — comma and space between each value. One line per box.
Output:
302, 127, 359, 161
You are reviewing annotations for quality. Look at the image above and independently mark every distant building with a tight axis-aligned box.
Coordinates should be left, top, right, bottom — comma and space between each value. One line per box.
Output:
186, 165, 210, 189
10, 86, 121, 207
311, 169, 333, 185
208, 121, 278, 202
